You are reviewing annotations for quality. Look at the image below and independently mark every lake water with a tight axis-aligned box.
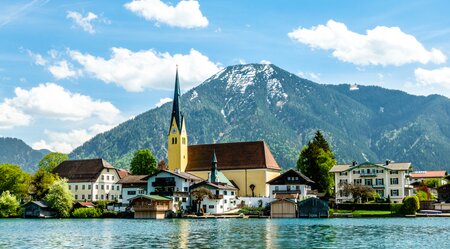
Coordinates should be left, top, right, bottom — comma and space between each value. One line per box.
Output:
1, 218, 449, 248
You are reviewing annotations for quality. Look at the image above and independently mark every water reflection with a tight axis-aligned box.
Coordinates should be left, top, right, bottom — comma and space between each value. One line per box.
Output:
1, 218, 450, 248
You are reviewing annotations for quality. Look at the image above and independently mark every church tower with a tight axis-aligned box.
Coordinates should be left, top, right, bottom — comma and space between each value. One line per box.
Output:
167, 66, 188, 172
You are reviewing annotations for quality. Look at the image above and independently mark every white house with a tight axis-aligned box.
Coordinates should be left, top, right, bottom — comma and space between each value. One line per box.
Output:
118, 175, 148, 205
267, 168, 316, 201
53, 158, 123, 202
330, 161, 413, 203
190, 181, 237, 214
146, 169, 203, 211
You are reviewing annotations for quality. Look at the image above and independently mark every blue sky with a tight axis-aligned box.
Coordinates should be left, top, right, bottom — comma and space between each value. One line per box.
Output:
1, 0, 450, 153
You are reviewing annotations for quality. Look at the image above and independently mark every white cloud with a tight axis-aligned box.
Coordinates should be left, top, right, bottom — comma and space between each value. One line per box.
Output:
32, 124, 115, 153
298, 71, 320, 81
155, 97, 172, 107
2, 83, 120, 124
288, 20, 446, 66
0, 103, 31, 129
27, 50, 47, 66
415, 67, 450, 89
66, 11, 98, 34
69, 47, 221, 92
124, 0, 208, 28
48, 60, 79, 79
238, 59, 246, 65
260, 60, 271, 64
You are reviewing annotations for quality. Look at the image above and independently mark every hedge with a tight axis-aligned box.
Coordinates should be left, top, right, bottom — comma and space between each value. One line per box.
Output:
72, 208, 101, 218
337, 203, 401, 211
400, 196, 420, 215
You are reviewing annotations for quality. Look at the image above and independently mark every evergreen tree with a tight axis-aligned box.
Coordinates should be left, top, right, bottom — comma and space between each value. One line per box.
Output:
297, 130, 336, 196
130, 149, 158, 175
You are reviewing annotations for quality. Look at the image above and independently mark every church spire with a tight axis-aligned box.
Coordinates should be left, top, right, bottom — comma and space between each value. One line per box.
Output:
170, 65, 182, 132
211, 150, 218, 183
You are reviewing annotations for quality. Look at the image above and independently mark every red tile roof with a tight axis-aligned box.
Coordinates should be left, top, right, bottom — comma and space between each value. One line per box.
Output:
186, 141, 281, 171
410, 171, 447, 179
117, 175, 148, 184
117, 169, 130, 179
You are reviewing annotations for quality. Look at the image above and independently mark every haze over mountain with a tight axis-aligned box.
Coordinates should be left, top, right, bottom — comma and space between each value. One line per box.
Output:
0, 137, 50, 172
62, 63, 450, 172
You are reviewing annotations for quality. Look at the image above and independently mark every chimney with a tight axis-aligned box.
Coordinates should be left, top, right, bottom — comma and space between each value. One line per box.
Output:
157, 160, 167, 170
385, 160, 391, 165
352, 161, 358, 166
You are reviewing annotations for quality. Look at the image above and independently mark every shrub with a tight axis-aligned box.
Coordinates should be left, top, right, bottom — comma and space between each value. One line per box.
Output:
238, 206, 267, 215
0, 191, 20, 217
101, 210, 118, 218
390, 203, 402, 214
400, 196, 420, 215
95, 200, 110, 210
72, 208, 101, 218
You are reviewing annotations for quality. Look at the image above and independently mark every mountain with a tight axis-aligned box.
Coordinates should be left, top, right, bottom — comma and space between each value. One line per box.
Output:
71, 64, 450, 171
0, 137, 50, 172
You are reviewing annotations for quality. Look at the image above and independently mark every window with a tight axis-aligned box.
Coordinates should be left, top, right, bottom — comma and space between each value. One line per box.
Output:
101, 195, 104, 200
117, 186, 120, 191
172, 137, 175, 144
175, 197, 179, 202
231, 191, 234, 195
107, 169, 110, 173
183, 187, 188, 192
364, 179, 373, 186
376, 190, 384, 198
224, 191, 228, 195
96, 184, 98, 190
287, 185, 291, 191
296, 186, 300, 190
339, 179, 348, 184
82, 194, 85, 200
182, 197, 187, 202
107, 175, 110, 181
208, 205, 214, 209
224, 199, 227, 204
375, 179, 384, 186
390, 178, 399, 185
102, 175, 104, 180
88, 185, 91, 190
111, 185, 114, 190
339, 172, 348, 176
82, 185, 85, 190
390, 170, 399, 174
112, 176, 114, 181
75, 195, 78, 199
88, 195, 91, 200
69, 185, 71, 190
95, 195, 98, 200
175, 138, 177, 144
101, 185, 104, 190
127, 191, 136, 195
119, 195, 122, 199
75, 185, 78, 190
274, 186, 279, 191
106, 185, 109, 190
391, 189, 399, 197
354, 179, 362, 185
216, 190, 219, 195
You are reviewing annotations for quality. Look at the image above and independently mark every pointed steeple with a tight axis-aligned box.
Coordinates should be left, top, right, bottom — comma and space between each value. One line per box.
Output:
170, 65, 182, 132
211, 150, 218, 183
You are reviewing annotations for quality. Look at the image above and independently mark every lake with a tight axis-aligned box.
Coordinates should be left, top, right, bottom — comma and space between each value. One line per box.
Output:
0, 218, 449, 248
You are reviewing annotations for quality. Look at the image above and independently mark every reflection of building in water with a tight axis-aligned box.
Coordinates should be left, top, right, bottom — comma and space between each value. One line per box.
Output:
265, 219, 277, 249
177, 219, 189, 249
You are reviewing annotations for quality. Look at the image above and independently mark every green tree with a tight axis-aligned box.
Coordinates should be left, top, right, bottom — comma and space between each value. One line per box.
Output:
0, 191, 20, 217
44, 179, 73, 217
38, 152, 68, 173
191, 187, 213, 214
297, 130, 336, 196
30, 169, 60, 200
339, 182, 376, 203
0, 164, 30, 199
130, 149, 158, 175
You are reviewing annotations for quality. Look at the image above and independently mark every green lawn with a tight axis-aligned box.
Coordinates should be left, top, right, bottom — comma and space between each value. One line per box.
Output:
334, 210, 393, 216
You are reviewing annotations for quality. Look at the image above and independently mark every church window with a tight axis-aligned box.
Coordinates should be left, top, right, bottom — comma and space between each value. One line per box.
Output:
175, 138, 177, 144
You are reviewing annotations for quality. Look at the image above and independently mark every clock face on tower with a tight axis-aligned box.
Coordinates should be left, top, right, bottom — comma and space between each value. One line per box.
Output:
172, 128, 177, 134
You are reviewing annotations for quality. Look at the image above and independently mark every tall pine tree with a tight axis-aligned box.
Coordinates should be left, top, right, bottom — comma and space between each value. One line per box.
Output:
297, 130, 336, 196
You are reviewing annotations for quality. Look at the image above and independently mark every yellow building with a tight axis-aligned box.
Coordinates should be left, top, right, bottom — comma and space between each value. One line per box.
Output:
166, 68, 281, 197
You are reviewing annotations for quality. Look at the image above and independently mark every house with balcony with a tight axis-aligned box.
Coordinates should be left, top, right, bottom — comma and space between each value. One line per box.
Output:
330, 161, 413, 203
146, 169, 203, 211
267, 169, 316, 201
53, 158, 123, 202
118, 175, 148, 205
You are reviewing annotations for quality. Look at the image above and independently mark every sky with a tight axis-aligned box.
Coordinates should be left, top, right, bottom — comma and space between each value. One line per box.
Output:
1, 0, 450, 153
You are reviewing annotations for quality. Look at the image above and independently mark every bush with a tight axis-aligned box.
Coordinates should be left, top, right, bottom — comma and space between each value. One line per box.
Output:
95, 200, 110, 210
400, 196, 420, 215
0, 191, 20, 217
72, 208, 101, 218
101, 210, 118, 218
390, 203, 402, 214
238, 206, 267, 215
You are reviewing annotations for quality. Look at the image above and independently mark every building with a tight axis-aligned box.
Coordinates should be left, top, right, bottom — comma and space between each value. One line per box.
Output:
118, 175, 148, 205
129, 195, 173, 219
297, 197, 329, 218
267, 168, 316, 201
24, 201, 57, 218
53, 158, 122, 202
165, 68, 281, 197
410, 170, 448, 186
270, 199, 297, 218
330, 161, 413, 203
190, 151, 238, 214
146, 169, 203, 211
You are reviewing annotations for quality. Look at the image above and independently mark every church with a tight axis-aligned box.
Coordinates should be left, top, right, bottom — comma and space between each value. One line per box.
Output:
166, 67, 281, 197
